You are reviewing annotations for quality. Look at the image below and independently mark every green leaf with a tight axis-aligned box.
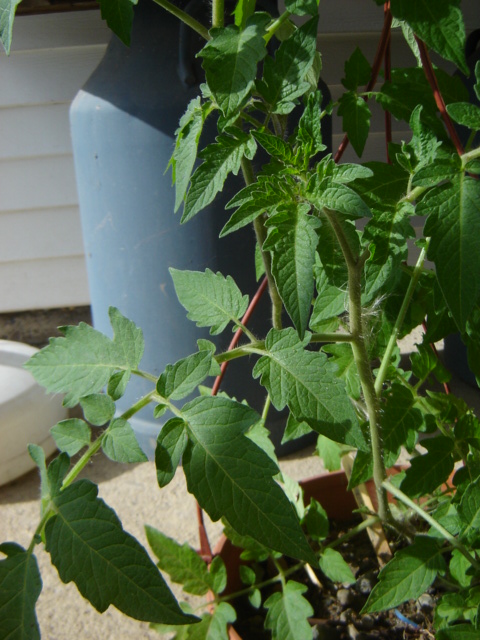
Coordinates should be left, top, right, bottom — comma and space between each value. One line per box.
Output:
363, 205, 413, 267
97, 0, 137, 47
342, 47, 371, 91
412, 157, 461, 188
348, 449, 373, 489
363, 536, 446, 613
253, 130, 297, 165
107, 369, 130, 401
311, 263, 346, 324
186, 603, 236, 640
437, 625, 480, 640
400, 437, 454, 498
253, 328, 367, 451
284, 0, 318, 17
170, 97, 209, 212
157, 351, 212, 401
390, 0, 467, 74
80, 393, 115, 426
102, 418, 148, 463
199, 15, 269, 118
208, 556, 227, 596
321, 343, 360, 401
268, 206, 318, 338
45, 480, 195, 624
108, 306, 144, 370
332, 163, 373, 184
313, 182, 371, 219
421, 176, 480, 331
354, 161, 409, 209
337, 91, 371, 157
319, 548, 355, 584
282, 414, 313, 444
145, 527, 212, 596
50, 419, 91, 456
315, 434, 344, 472
183, 128, 256, 222
170, 268, 249, 335
475, 60, 480, 103
0, 544, 42, 640
257, 18, 318, 114
28, 445, 50, 505
0, 0, 21, 54
182, 396, 316, 565
458, 477, 480, 544
24, 309, 141, 407
297, 91, 327, 160
155, 418, 188, 488
303, 499, 329, 540
381, 384, 422, 467
264, 581, 314, 640
221, 191, 281, 237
376, 67, 468, 134
449, 549, 474, 588
446, 102, 480, 131
234, 0, 255, 29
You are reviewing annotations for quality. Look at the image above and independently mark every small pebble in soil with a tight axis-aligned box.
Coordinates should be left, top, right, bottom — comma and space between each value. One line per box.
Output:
355, 572, 376, 595
337, 588, 354, 607
417, 593, 434, 614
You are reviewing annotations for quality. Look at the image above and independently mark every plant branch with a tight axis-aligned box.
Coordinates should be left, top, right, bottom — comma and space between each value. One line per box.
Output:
241, 157, 283, 329
383, 480, 480, 571
374, 246, 427, 396
415, 38, 464, 156
211, 0, 224, 29
61, 391, 156, 489
323, 209, 390, 522
310, 332, 354, 343
151, 0, 210, 41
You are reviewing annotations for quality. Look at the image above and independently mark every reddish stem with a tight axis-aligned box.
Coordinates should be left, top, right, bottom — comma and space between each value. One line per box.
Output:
211, 275, 269, 396
196, 275, 269, 559
334, 5, 393, 163
415, 37, 464, 156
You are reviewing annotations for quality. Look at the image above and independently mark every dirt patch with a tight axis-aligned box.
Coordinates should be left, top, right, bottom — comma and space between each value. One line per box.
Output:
0, 306, 92, 348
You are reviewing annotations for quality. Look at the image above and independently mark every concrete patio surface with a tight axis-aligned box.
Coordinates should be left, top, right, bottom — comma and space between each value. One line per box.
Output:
1, 321, 480, 640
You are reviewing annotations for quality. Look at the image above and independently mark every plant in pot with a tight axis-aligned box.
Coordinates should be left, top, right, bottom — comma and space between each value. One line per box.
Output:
2, 0, 480, 638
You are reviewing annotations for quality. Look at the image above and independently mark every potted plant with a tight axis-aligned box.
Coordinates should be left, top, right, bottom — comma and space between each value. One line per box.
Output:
1, 0, 480, 638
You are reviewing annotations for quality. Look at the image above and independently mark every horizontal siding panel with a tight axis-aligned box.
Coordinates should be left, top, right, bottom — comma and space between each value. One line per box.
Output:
0, 104, 71, 160
0, 256, 90, 313
0, 156, 78, 211
0, 45, 107, 108
11, 11, 110, 52
0, 207, 84, 261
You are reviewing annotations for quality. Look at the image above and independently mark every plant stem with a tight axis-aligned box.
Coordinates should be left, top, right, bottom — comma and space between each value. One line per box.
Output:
61, 391, 156, 489
151, 0, 210, 41
323, 209, 390, 522
383, 480, 480, 571
264, 11, 292, 44
374, 246, 427, 396
326, 515, 381, 550
310, 332, 354, 344
241, 157, 283, 329
462, 145, 480, 167
211, 0, 224, 29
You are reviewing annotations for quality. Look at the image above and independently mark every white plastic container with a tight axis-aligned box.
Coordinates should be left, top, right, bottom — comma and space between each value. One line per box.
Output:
0, 340, 67, 486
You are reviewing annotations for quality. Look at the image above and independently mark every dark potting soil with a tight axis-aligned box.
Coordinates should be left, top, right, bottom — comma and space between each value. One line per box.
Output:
232, 518, 437, 640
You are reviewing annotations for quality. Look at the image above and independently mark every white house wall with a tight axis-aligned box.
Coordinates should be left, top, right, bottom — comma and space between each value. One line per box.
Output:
0, 2, 478, 312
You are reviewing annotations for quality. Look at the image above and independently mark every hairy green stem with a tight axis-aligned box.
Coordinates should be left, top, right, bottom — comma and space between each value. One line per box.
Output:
323, 208, 390, 522
326, 515, 380, 550
461, 145, 480, 167
310, 332, 354, 343
241, 157, 283, 329
374, 245, 427, 396
211, 0, 224, 29
264, 10, 292, 44
61, 391, 156, 489
383, 480, 480, 571
151, 0, 210, 40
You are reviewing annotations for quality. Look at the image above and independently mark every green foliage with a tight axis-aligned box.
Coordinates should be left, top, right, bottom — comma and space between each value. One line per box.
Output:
264, 581, 314, 640
4, 0, 480, 636
0, 0, 21, 54
170, 268, 249, 334
363, 536, 446, 613
0, 544, 42, 639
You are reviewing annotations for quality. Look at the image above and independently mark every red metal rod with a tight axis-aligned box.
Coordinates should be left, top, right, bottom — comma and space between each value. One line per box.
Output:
384, 2, 392, 162
211, 275, 269, 396
415, 37, 465, 156
334, 5, 393, 163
